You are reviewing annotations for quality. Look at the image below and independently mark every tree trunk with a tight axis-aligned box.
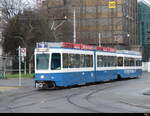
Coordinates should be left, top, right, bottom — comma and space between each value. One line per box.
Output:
29, 62, 31, 74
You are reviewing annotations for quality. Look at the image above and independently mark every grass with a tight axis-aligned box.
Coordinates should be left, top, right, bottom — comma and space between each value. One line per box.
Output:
6, 73, 34, 78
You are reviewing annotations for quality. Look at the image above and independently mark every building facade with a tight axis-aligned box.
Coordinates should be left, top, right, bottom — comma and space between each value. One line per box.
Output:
38, 0, 139, 50
138, 1, 150, 62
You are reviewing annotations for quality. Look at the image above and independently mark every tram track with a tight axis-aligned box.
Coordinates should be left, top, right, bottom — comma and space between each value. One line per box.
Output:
66, 82, 123, 113
6, 88, 73, 112
65, 78, 147, 113
2, 78, 147, 113
5, 82, 120, 113
5, 89, 39, 112
0, 88, 36, 113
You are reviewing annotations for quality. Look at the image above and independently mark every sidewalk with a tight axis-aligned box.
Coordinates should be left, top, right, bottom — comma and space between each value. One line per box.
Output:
0, 78, 34, 92
0, 86, 20, 92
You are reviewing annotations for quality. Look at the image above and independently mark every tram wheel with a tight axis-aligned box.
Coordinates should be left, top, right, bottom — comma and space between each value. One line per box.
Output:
117, 74, 122, 80
47, 81, 56, 89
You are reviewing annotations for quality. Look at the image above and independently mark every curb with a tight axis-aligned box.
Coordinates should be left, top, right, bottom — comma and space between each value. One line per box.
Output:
143, 91, 150, 95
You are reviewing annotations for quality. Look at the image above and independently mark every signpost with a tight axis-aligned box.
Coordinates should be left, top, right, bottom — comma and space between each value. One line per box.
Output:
108, 1, 116, 8
21, 48, 27, 74
18, 47, 27, 86
19, 46, 21, 87
21, 48, 26, 57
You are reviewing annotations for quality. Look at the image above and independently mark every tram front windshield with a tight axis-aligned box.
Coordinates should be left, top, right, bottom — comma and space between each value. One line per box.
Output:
36, 54, 49, 70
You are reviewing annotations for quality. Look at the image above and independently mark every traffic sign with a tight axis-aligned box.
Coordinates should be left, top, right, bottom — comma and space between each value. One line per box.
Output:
21, 48, 26, 57
108, 1, 116, 8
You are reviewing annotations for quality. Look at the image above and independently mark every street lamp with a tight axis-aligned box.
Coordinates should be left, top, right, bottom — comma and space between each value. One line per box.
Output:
50, 16, 68, 31
127, 34, 130, 37
73, 9, 76, 44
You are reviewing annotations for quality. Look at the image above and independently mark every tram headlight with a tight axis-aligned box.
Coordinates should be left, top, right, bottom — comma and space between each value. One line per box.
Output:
41, 75, 45, 79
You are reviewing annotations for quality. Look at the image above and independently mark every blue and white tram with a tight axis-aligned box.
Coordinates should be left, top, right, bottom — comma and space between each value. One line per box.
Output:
116, 51, 142, 79
34, 42, 142, 89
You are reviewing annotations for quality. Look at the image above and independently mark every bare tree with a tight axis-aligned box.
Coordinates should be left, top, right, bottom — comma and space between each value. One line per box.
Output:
2, 9, 53, 72
38, 1, 73, 43
0, 0, 35, 21
2, 0, 73, 73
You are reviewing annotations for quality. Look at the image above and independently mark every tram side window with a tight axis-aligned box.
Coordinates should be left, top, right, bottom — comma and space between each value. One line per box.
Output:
124, 57, 136, 66
107, 56, 113, 67
108, 56, 117, 67
136, 59, 142, 66
68, 54, 75, 68
51, 53, 61, 70
103, 56, 108, 67
63, 53, 93, 68
67, 54, 80, 68
63, 53, 69, 68
97, 56, 103, 67
84, 55, 93, 67
80, 54, 85, 68
111, 56, 117, 66
75, 54, 80, 68
97, 55, 117, 67
105, 56, 111, 67
130, 58, 135, 66
84, 55, 88, 67
118, 57, 123, 66
124, 58, 130, 66
89, 55, 93, 67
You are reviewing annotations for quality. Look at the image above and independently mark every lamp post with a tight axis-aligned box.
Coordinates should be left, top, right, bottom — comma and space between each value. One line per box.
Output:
73, 9, 76, 44
2, 56, 6, 79
98, 33, 101, 47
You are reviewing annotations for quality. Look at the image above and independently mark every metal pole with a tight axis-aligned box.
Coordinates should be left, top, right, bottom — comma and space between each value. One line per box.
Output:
24, 59, 27, 75
99, 33, 101, 47
3, 57, 6, 79
19, 46, 21, 87
73, 9, 76, 44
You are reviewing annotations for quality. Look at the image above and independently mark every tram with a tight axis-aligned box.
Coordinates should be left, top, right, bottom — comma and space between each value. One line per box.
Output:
34, 42, 142, 89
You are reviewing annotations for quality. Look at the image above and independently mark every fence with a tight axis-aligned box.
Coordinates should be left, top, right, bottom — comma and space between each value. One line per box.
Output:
0, 55, 34, 79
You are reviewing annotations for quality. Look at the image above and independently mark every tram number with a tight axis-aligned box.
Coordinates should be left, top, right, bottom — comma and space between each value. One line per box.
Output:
124, 70, 136, 74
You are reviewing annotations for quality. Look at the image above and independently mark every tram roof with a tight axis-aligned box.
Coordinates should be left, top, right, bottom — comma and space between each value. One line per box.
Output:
36, 42, 141, 56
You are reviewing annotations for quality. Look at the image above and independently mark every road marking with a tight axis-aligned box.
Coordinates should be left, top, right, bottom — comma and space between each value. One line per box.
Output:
0, 86, 20, 92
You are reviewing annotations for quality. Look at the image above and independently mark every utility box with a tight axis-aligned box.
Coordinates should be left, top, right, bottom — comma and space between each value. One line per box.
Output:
148, 62, 150, 72
142, 62, 150, 72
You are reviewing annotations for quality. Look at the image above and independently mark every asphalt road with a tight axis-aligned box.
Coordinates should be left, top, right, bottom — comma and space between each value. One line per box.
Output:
0, 73, 150, 113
